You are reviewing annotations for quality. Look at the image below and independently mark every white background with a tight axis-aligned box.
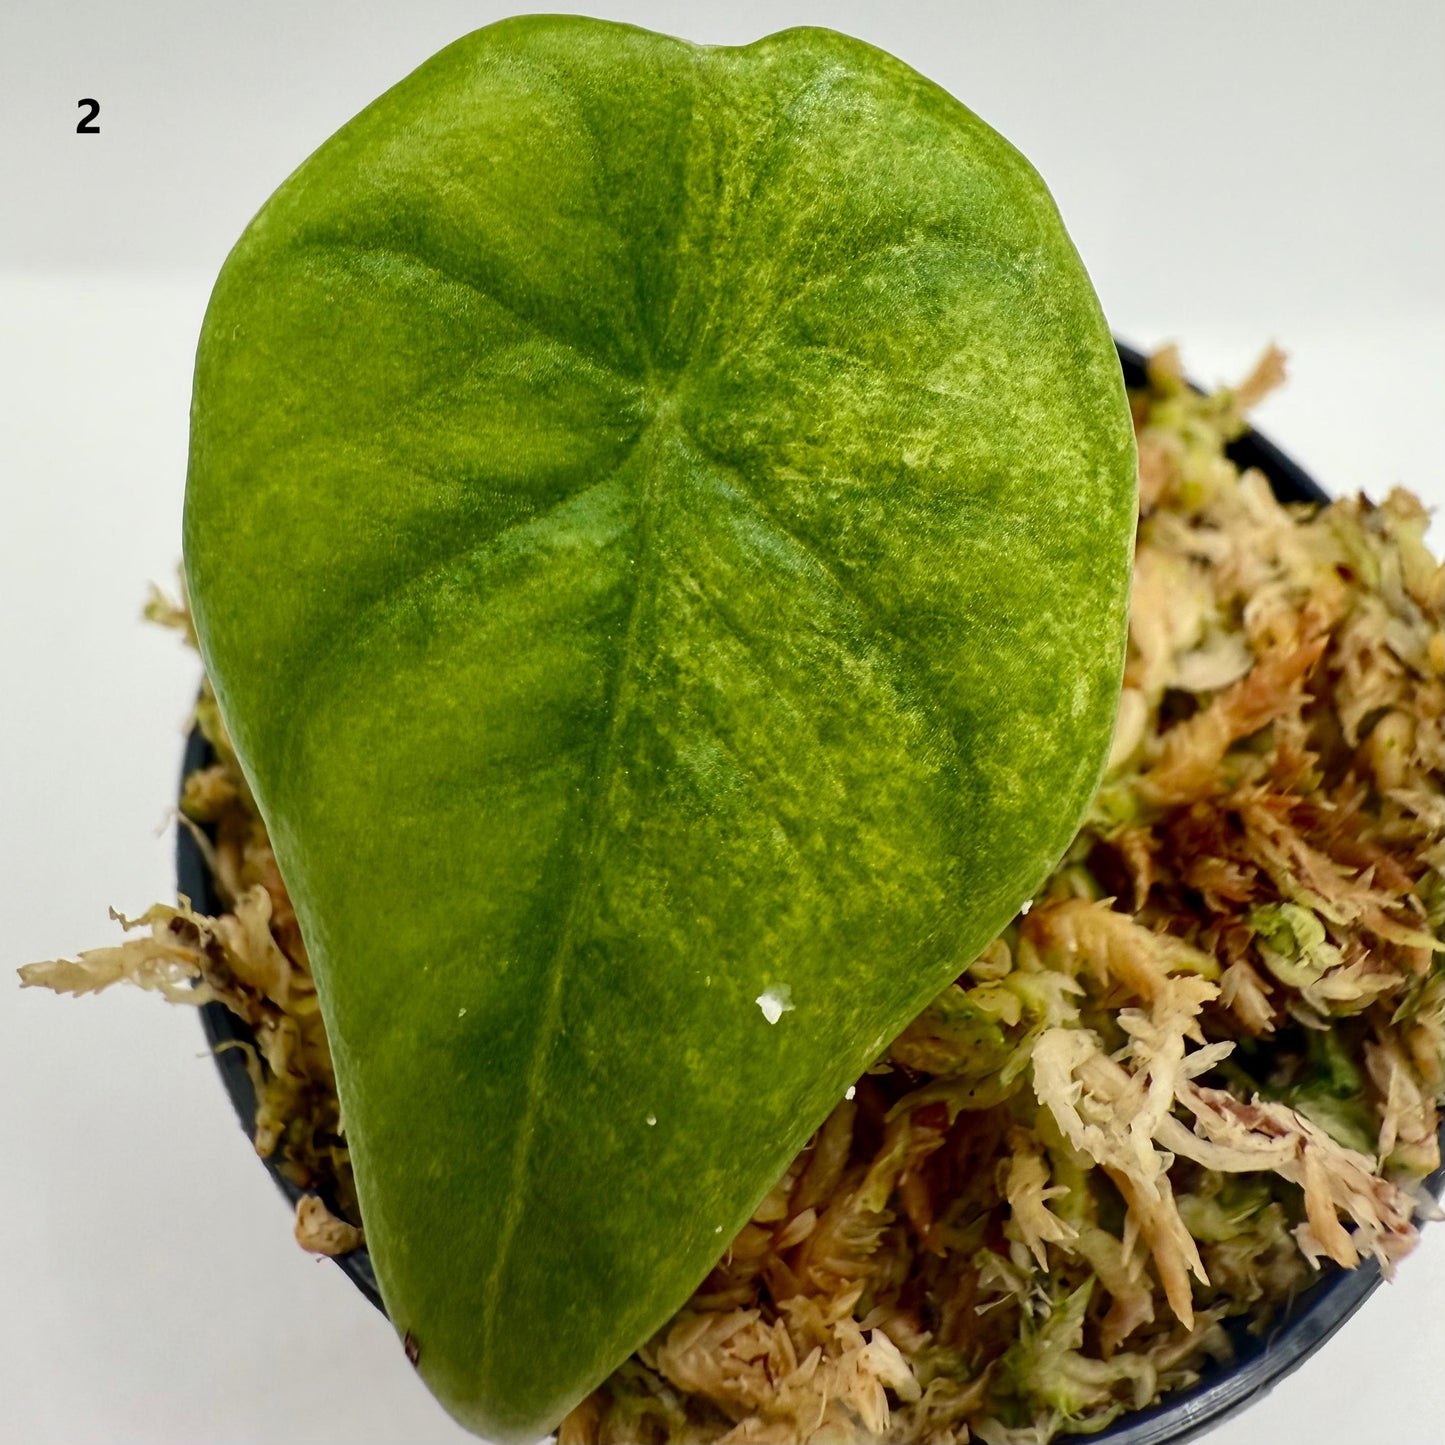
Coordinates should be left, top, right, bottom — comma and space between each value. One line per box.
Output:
2, 3, 1441, 1442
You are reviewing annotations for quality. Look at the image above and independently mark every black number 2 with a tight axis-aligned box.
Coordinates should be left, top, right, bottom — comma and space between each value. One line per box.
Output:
77, 98, 100, 134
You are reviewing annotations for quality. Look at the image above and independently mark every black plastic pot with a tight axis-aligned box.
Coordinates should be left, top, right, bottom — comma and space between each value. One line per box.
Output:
177, 341, 1441, 1444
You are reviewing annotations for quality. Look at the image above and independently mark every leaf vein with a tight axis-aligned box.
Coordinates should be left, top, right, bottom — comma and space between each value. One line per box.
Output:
476, 420, 661, 1367
285, 437, 647, 786
679, 429, 962, 777
304, 240, 624, 377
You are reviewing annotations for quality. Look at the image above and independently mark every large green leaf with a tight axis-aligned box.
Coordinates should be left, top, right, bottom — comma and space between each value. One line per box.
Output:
184, 16, 1135, 1441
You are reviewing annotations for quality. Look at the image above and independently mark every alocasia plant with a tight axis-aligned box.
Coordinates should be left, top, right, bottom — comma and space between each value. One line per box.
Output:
183, 15, 1136, 1442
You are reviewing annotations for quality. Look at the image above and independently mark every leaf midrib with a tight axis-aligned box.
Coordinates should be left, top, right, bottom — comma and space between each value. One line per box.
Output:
474, 403, 668, 1373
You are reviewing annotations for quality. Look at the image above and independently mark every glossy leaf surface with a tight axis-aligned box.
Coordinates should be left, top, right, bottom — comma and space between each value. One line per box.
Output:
184, 17, 1136, 1441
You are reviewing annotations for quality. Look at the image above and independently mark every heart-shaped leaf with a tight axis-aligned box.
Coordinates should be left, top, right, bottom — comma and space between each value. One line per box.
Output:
184, 17, 1136, 1441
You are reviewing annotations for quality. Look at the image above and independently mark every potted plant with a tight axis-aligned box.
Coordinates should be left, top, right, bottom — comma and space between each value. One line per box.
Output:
18, 16, 1443, 1445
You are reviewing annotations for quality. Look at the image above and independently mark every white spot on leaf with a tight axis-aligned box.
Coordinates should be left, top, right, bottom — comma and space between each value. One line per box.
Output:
755, 984, 794, 1024
646, 1113, 657, 1127
845, 1085, 857, 1101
